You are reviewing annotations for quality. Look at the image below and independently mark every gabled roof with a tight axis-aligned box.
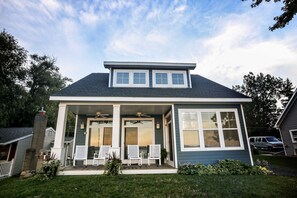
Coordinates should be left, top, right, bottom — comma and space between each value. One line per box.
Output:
104, 61, 196, 70
275, 88, 297, 127
0, 128, 33, 145
50, 73, 250, 102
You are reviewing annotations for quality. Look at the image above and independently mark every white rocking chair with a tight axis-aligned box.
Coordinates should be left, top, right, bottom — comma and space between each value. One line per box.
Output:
127, 145, 142, 166
148, 144, 161, 166
73, 145, 88, 166
93, 145, 111, 166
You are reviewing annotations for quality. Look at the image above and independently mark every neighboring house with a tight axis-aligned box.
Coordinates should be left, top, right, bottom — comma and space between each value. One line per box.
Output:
50, 61, 253, 169
275, 89, 297, 156
0, 127, 56, 176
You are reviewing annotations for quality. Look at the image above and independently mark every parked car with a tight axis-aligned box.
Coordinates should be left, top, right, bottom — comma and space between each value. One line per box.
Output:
249, 136, 284, 152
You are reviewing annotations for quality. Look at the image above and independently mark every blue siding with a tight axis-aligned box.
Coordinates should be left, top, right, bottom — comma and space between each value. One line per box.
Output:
149, 69, 153, 88
279, 97, 297, 156
75, 115, 87, 146
174, 104, 251, 165
154, 115, 164, 147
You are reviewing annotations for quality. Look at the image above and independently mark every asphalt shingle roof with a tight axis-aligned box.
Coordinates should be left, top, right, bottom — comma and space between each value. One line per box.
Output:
0, 128, 33, 144
52, 73, 249, 99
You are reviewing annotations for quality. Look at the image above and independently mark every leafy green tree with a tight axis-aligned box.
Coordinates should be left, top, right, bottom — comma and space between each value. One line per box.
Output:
0, 30, 28, 127
24, 54, 72, 127
246, 0, 297, 31
233, 72, 295, 136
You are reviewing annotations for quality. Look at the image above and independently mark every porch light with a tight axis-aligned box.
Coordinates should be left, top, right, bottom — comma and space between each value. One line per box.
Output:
156, 122, 160, 129
80, 122, 85, 130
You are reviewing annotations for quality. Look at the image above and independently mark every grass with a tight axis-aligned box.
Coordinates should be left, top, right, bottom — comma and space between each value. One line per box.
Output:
1, 174, 297, 197
253, 155, 297, 170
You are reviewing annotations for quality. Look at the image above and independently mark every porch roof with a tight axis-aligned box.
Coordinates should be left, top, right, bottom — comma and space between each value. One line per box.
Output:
51, 73, 250, 101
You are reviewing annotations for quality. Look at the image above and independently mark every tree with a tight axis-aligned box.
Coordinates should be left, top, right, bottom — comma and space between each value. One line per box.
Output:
0, 30, 72, 128
24, 54, 72, 127
246, 0, 297, 31
233, 72, 295, 136
0, 30, 28, 127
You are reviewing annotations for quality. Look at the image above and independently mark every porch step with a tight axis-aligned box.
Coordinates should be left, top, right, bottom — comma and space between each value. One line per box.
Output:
58, 168, 177, 176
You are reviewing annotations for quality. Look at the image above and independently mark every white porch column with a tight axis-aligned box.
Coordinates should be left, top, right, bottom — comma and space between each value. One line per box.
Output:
112, 104, 121, 147
51, 103, 68, 165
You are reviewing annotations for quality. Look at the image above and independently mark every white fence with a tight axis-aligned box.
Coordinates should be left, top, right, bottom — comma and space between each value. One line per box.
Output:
0, 159, 14, 178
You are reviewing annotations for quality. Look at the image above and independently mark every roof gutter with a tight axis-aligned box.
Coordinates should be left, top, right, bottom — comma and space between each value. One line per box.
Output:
50, 96, 252, 103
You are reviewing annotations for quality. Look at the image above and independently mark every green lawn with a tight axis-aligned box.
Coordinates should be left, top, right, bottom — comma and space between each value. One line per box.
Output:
1, 174, 297, 197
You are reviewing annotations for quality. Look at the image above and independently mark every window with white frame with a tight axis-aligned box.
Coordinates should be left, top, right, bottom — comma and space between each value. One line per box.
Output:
153, 70, 187, 88
290, 129, 297, 143
116, 72, 129, 84
179, 109, 244, 151
156, 73, 168, 84
113, 69, 149, 87
172, 73, 184, 85
133, 72, 146, 84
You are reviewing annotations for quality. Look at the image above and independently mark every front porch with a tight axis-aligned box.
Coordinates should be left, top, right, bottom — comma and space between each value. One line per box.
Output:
51, 103, 177, 172
58, 164, 177, 175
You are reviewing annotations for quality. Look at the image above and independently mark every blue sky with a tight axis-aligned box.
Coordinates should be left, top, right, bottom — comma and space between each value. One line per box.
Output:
1, 0, 296, 88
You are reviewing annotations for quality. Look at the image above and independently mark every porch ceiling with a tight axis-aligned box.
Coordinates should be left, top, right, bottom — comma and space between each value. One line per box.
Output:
68, 104, 171, 116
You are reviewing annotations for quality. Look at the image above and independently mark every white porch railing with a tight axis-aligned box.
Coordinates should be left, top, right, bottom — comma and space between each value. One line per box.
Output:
0, 159, 14, 178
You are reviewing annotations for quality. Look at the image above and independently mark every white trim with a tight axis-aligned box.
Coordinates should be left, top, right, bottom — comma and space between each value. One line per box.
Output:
0, 134, 33, 146
104, 61, 196, 69
58, 168, 177, 175
188, 69, 192, 88
113, 69, 149, 88
108, 69, 111, 87
152, 70, 188, 88
277, 127, 287, 156
241, 105, 254, 165
289, 129, 297, 143
50, 96, 252, 103
178, 108, 245, 152
72, 114, 78, 158
171, 104, 178, 168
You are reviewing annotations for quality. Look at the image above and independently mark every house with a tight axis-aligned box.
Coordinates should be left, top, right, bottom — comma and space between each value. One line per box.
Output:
275, 89, 297, 156
50, 61, 253, 171
0, 127, 56, 176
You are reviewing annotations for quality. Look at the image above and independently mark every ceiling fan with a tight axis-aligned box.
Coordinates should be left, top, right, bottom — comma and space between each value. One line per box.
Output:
95, 112, 110, 118
136, 112, 151, 118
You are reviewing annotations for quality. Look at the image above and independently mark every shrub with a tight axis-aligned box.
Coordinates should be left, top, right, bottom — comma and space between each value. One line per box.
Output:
104, 152, 122, 176
178, 159, 274, 176
35, 154, 60, 181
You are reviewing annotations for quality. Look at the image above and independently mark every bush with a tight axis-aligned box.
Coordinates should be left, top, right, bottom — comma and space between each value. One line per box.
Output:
104, 152, 122, 176
35, 154, 60, 181
178, 159, 274, 176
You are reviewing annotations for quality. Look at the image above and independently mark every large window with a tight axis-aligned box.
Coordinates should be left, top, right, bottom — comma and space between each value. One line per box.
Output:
122, 119, 154, 159
113, 69, 149, 87
87, 120, 113, 158
290, 130, 297, 143
179, 109, 244, 151
152, 70, 187, 88
181, 112, 199, 148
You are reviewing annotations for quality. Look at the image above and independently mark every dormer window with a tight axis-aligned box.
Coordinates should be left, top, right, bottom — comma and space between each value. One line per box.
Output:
113, 69, 149, 87
156, 73, 168, 84
133, 72, 146, 84
172, 73, 184, 85
116, 72, 129, 84
153, 70, 188, 88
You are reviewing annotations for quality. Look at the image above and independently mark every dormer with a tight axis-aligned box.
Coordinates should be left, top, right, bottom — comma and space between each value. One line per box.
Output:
104, 61, 196, 88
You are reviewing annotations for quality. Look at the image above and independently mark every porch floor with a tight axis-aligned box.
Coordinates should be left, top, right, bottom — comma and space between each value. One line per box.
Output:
59, 164, 177, 175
